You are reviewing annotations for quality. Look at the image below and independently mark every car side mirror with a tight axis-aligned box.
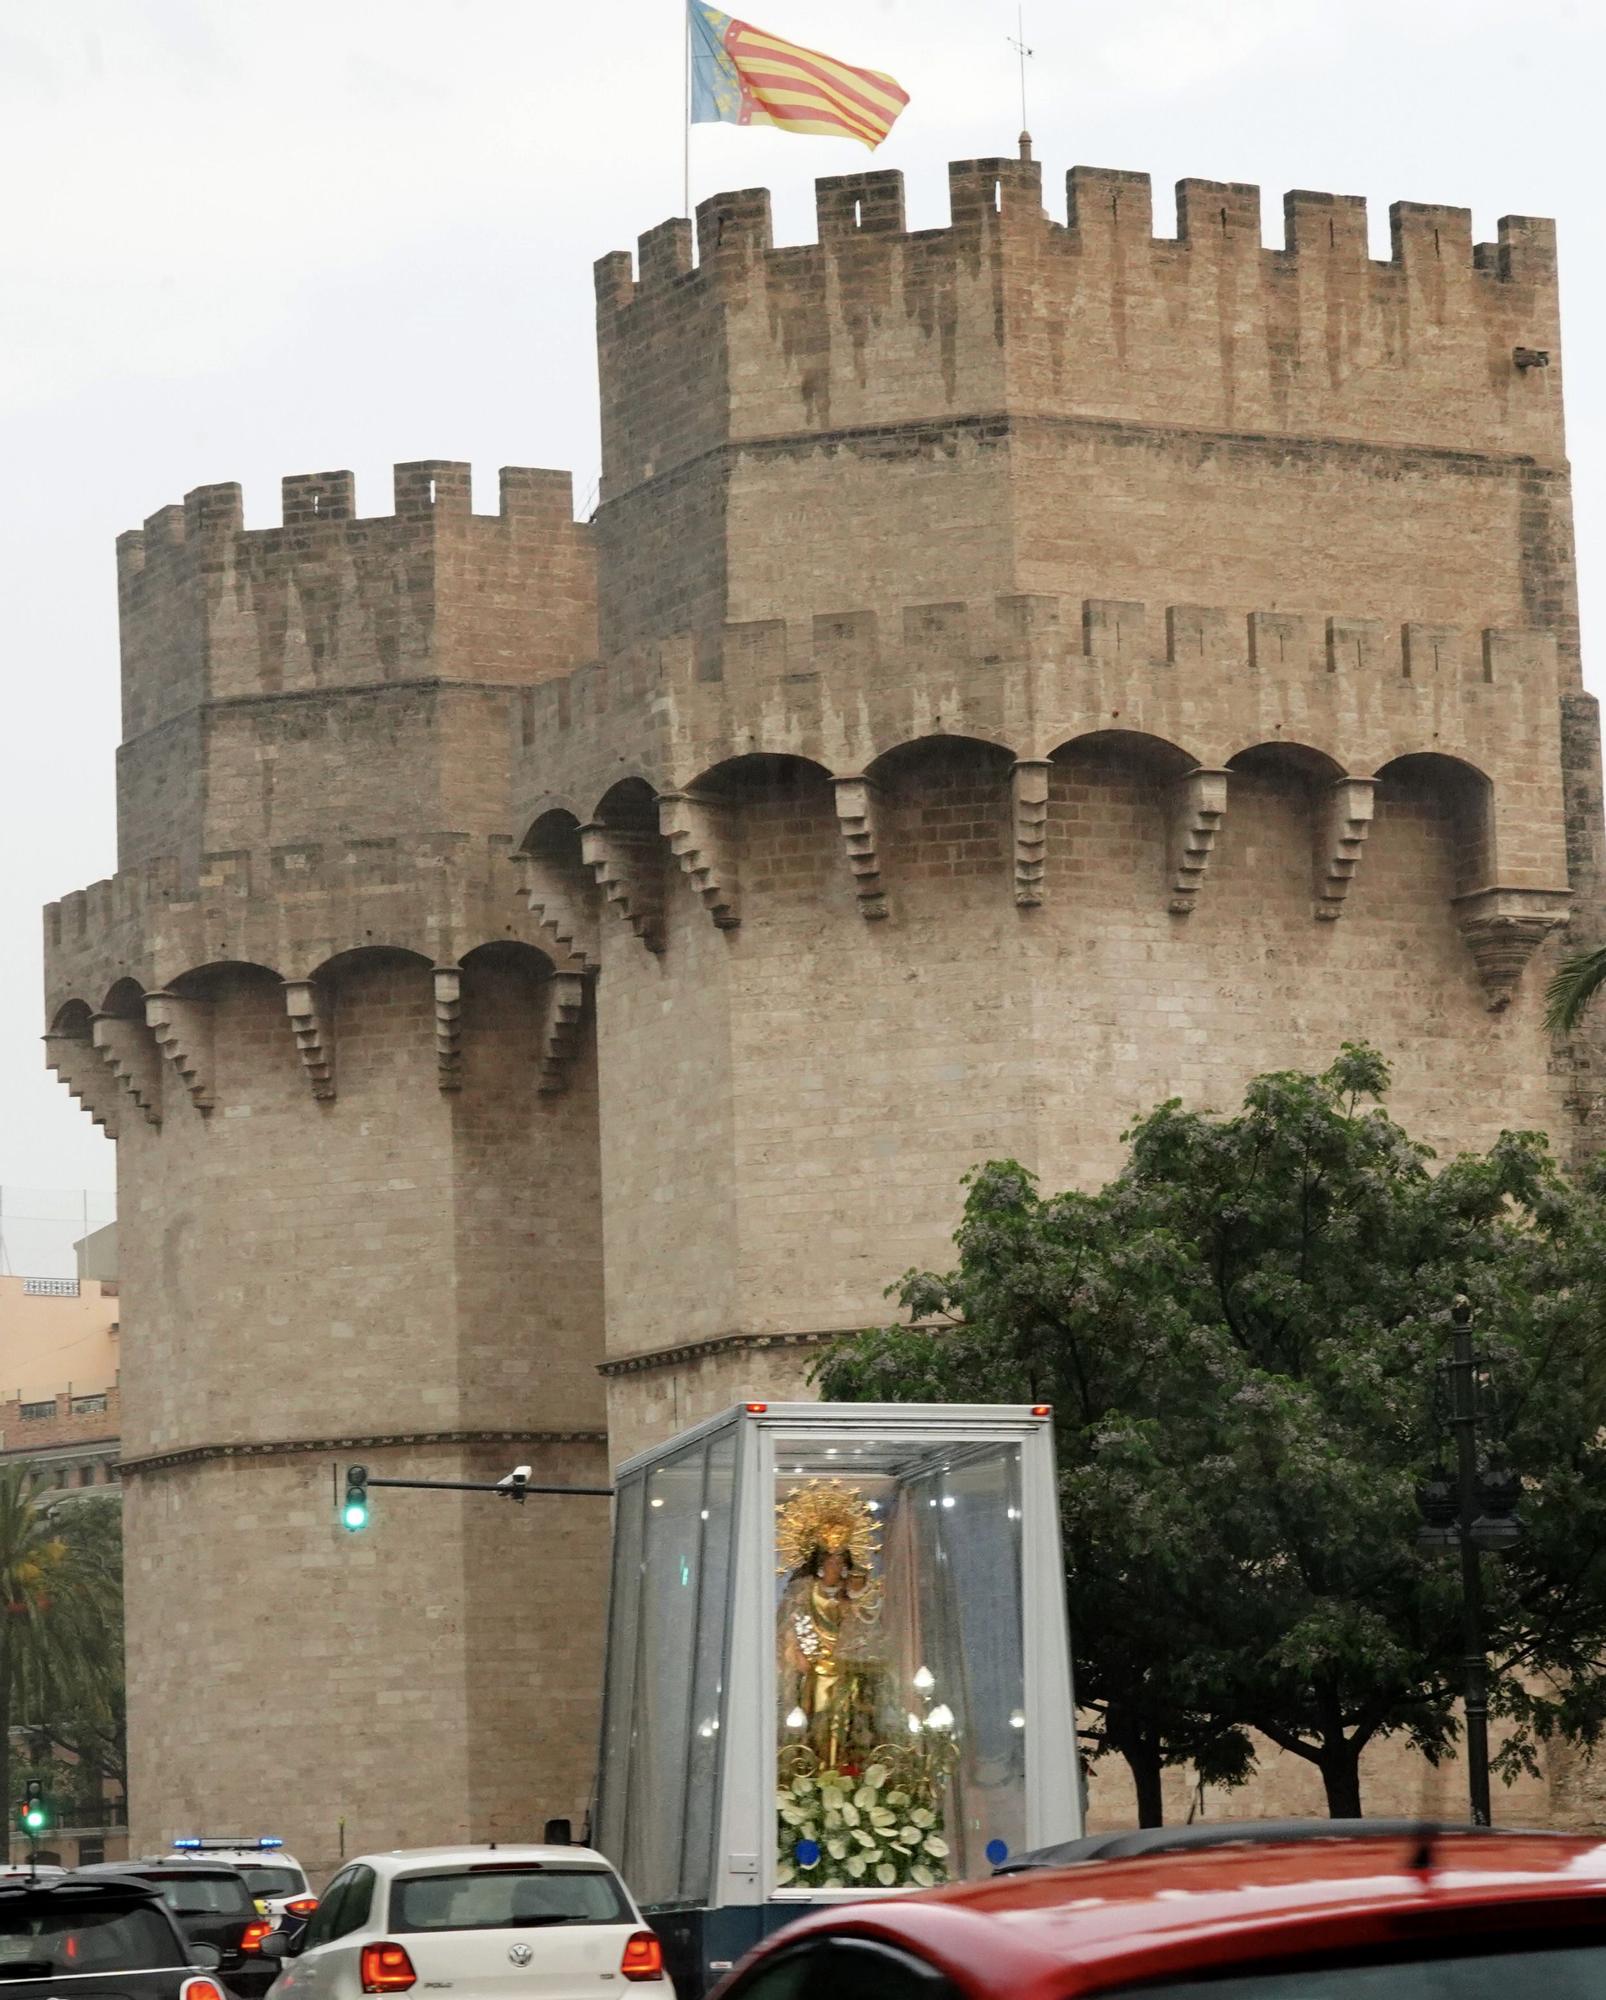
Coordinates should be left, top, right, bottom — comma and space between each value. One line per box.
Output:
259, 1935, 291, 1962
190, 1945, 223, 1971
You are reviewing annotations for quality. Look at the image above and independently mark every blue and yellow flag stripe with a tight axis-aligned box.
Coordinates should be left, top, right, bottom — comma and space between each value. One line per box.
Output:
689, 4, 908, 150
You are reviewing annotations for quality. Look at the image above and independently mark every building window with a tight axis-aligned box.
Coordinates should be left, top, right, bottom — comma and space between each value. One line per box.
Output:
22, 1279, 78, 1299
70, 1395, 107, 1417
19, 1402, 57, 1422
77, 1839, 105, 1866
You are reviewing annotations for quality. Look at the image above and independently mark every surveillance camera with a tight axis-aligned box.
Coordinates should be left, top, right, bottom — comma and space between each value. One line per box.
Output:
495, 1465, 533, 1501
512, 1465, 531, 1483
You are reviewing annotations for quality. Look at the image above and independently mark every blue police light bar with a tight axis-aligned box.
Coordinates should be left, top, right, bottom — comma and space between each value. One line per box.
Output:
257, 1839, 284, 1849
172, 1840, 203, 1850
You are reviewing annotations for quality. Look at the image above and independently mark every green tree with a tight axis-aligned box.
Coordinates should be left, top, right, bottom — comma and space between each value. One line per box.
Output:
816, 1047, 1606, 1821
21, 1495, 126, 1809
0, 1474, 122, 1836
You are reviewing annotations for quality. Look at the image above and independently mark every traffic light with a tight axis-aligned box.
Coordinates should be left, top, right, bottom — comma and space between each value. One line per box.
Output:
342, 1465, 370, 1532
19, 1782, 47, 1835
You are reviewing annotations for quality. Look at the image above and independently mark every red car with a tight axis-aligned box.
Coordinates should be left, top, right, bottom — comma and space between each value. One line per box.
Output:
709, 1828, 1606, 2000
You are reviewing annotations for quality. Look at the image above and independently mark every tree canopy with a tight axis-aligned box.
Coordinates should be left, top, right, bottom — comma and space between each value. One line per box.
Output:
0, 1473, 124, 1836
814, 1046, 1606, 1821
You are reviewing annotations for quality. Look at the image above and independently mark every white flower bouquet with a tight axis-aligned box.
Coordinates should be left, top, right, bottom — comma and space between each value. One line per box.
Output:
774, 1756, 951, 1890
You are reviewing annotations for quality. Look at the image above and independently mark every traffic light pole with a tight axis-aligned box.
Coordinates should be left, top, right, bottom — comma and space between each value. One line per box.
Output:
1450, 1312, 1493, 1827
341, 1462, 613, 1528
361, 1476, 613, 1497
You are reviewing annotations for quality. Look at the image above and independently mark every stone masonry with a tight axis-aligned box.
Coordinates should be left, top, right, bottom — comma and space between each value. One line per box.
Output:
42, 152, 1600, 1863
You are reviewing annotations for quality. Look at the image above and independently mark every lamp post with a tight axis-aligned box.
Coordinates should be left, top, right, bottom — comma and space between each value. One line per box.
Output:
1415, 1297, 1522, 1828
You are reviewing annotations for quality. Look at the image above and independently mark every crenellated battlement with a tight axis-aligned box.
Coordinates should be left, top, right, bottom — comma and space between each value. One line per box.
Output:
501, 590, 1572, 940
594, 156, 1563, 519
43, 828, 590, 1030
118, 461, 597, 746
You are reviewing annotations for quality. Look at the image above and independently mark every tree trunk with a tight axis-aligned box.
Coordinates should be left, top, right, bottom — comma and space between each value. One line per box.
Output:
1318, 1746, 1363, 1819
0, 1634, 12, 1863
1120, 1736, 1165, 1827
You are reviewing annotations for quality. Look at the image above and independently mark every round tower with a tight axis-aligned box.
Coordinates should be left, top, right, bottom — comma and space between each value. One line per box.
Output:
45, 464, 609, 1870
553, 155, 1587, 1460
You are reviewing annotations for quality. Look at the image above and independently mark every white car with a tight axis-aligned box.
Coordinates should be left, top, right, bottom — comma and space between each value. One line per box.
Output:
167, 1842, 313, 1928
262, 1845, 670, 2000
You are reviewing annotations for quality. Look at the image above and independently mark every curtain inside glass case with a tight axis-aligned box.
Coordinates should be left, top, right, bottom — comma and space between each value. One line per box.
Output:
594, 1433, 738, 1908
773, 1436, 1025, 1888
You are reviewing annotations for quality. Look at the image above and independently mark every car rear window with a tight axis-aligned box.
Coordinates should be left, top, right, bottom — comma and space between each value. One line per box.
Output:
141, 1873, 254, 1917
0, 1901, 185, 1975
390, 1868, 632, 1933
1116, 1939, 1606, 2000
238, 1868, 303, 1899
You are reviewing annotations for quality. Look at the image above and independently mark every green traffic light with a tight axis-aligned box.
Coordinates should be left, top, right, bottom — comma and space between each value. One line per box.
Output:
22, 1808, 44, 1832
342, 1500, 368, 1531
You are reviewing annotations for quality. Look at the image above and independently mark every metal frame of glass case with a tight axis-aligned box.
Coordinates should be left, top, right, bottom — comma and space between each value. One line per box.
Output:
593, 1402, 1080, 1946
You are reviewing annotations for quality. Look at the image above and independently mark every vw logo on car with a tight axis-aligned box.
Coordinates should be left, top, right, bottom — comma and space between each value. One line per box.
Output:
507, 1944, 534, 1967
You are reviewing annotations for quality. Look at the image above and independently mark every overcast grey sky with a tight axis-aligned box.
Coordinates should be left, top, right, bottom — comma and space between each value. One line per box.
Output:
2, 0, 1601, 1254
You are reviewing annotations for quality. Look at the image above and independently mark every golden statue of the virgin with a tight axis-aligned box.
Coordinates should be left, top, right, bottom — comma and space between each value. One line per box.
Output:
775, 1479, 887, 1771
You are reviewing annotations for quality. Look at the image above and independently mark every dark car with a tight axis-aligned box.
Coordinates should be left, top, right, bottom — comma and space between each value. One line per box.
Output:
0, 1870, 225, 2000
75, 1864, 272, 1998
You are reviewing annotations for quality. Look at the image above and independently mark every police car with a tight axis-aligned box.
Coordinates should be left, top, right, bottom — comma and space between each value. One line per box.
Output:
166, 1842, 313, 1934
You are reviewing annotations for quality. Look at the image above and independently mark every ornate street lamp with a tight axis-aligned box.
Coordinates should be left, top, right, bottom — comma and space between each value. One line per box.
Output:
1414, 1297, 1522, 1826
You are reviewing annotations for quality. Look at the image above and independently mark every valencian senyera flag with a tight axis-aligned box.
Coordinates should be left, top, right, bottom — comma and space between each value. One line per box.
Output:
688, 4, 909, 151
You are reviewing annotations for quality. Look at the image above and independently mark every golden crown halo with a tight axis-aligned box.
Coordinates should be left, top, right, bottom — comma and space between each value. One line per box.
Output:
775, 1477, 881, 1574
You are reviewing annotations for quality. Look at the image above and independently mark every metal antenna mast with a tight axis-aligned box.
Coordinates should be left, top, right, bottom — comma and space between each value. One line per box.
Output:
1007, 5, 1034, 138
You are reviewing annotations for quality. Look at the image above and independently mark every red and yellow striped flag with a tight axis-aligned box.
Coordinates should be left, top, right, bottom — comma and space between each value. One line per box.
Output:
688, 5, 909, 151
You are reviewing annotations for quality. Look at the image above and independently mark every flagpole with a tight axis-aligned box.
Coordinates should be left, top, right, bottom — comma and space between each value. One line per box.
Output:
683, 3, 692, 218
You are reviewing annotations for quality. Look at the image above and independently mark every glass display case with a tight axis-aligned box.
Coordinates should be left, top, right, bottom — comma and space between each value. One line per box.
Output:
592, 1404, 1079, 1980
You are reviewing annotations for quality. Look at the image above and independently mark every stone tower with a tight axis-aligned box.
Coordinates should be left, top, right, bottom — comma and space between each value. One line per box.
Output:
44, 154, 1594, 1862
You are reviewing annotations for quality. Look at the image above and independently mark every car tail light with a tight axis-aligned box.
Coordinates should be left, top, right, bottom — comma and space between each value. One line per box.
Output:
361, 1943, 418, 1993
182, 1980, 227, 2000
241, 1921, 272, 1952
621, 1932, 664, 1982
285, 1897, 319, 1916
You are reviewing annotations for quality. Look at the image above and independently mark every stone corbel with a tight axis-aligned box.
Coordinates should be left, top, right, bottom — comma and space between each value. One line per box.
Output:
144, 990, 215, 1110
579, 823, 665, 952
538, 971, 589, 1094
90, 1013, 162, 1125
1314, 778, 1378, 920
45, 1033, 122, 1141
434, 968, 463, 1092
1011, 760, 1052, 908
658, 791, 741, 930
833, 776, 887, 920
1453, 887, 1571, 1012
512, 851, 598, 970
1167, 768, 1230, 915
282, 980, 335, 1100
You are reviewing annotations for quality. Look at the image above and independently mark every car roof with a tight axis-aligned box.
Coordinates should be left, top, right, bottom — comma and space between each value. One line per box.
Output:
171, 1848, 304, 1864
78, 1861, 248, 1879
362, 1846, 618, 1875
744, 1834, 1606, 2000
0, 1873, 166, 1903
